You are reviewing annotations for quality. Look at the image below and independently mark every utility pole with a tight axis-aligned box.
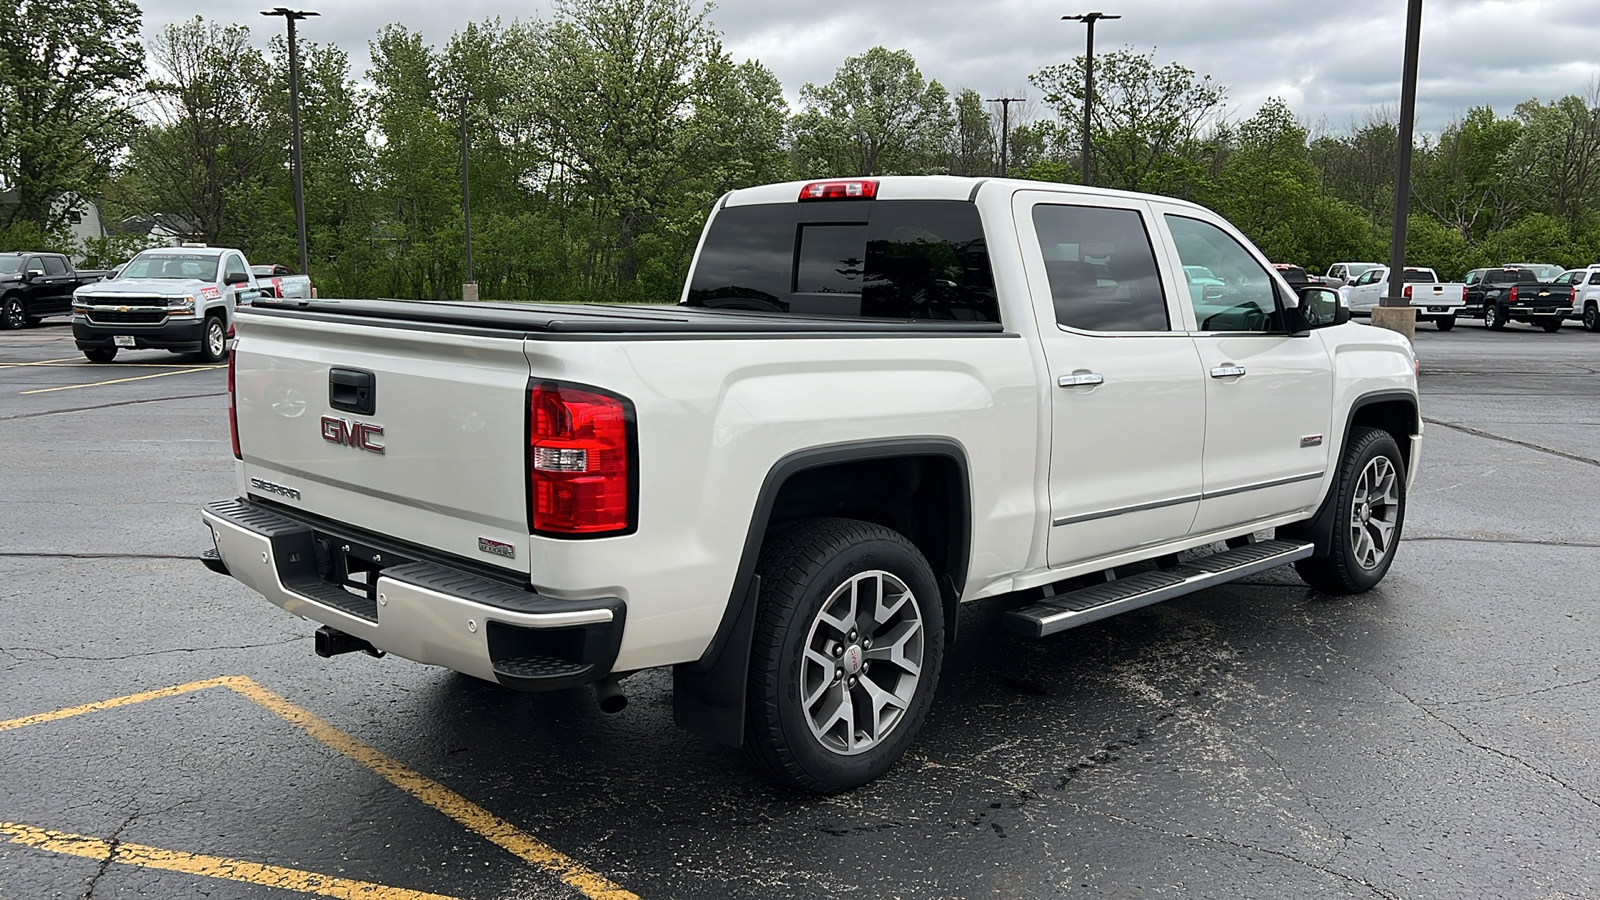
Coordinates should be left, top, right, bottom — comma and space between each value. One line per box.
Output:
987, 96, 1025, 177
1063, 11, 1120, 187
459, 93, 476, 302
260, 8, 318, 278
1380, 0, 1424, 326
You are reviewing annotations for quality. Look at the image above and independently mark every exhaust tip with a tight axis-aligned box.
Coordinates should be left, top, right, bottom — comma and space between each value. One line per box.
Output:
594, 677, 627, 714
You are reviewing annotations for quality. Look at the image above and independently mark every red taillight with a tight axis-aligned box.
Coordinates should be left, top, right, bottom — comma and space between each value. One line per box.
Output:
228, 348, 240, 460
528, 383, 634, 536
798, 180, 878, 201
1460, 286, 1467, 301
1403, 285, 1413, 299
1509, 285, 1519, 303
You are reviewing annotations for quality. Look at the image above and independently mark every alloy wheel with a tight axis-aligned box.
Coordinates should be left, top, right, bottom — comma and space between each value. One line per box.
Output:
800, 569, 925, 756
1349, 456, 1400, 571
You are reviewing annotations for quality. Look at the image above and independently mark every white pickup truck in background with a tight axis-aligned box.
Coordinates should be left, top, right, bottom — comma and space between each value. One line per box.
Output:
201, 176, 1420, 793
73, 246, 261, 363
251, 264, 314, 300
1340, 265, 1467, 330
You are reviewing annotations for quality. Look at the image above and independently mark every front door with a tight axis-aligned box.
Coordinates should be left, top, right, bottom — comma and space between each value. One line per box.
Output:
1154, 208, 1335, 535
1014, 192, 1207, 568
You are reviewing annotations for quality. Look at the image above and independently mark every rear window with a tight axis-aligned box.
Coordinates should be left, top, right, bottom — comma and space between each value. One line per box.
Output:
1485, 270, 1523, 285
1401, 270, 1435, 283
686, 200, 999, 322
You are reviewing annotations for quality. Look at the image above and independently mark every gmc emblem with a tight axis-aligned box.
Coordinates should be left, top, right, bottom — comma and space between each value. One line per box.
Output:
321, 415, 386, 454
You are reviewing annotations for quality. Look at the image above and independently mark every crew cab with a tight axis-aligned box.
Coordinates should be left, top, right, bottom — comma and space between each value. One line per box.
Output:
1339, 265, 1466, 329
72, 246, 260, 362
0, 252, 110, 329
1553, 267, 1600, 332
200, 177, 1420, 793
251, 264, 314, 300
1462, 267, 1575, 331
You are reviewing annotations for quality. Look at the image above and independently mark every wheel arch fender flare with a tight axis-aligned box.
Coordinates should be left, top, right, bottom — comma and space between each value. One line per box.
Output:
1281, 389, 1417, 557
672, 437, 973, 748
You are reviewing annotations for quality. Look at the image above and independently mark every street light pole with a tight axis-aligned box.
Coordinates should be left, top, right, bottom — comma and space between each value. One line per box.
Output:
986, 96, 1025, 176
1063, 11, 1119, 187
261, 7, 318, 279
1381, 0, 1424, 314
460, 93, 476, 302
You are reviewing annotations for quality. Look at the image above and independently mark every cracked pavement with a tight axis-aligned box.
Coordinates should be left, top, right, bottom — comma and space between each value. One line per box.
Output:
2, 321, 1599, 899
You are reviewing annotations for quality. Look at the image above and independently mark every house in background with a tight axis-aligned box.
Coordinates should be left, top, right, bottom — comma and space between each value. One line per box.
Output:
0, 191, 109, 261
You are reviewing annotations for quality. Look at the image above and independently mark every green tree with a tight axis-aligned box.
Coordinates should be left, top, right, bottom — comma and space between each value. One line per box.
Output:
130, 17, 278, 247
0, 0, 143, 229
1031, 48, 1223, 194
950, 88, 996, 176
789, 47, 955, 178
1413, 106, 1526, 242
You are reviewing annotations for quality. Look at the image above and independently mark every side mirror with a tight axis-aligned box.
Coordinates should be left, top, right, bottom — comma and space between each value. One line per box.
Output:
226, 274, 251, 287
1291, 287, 1349, 331
1201, 284, 1225, 302
24, 268, 44, 281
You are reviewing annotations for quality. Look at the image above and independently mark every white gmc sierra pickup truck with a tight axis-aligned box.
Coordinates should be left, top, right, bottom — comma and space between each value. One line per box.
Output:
201, 176, 1420, 793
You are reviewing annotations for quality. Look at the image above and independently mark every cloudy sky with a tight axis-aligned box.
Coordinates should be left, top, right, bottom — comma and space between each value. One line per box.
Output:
145, 0, 1598, 134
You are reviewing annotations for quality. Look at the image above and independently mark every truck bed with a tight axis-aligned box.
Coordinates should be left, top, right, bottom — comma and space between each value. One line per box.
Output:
247, 297, 1009, 336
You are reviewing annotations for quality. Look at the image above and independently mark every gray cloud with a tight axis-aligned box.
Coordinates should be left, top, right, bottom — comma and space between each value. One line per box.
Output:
142, 0, 1600, 134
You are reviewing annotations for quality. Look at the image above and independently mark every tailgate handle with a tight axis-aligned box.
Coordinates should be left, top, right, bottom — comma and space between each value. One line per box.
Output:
329, 368, 376, 415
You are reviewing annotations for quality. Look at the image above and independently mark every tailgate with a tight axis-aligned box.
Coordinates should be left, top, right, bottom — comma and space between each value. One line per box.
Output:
1409, 284, 1464, 308
233, 311, 533, 573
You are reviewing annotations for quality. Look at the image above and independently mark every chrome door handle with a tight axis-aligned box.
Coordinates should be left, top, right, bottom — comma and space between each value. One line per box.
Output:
1058, 373, 1105, 388
1210, 365, 1247, 379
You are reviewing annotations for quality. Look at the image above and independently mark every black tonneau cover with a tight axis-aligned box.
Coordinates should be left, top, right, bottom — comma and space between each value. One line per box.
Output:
245, 297, 1008, 336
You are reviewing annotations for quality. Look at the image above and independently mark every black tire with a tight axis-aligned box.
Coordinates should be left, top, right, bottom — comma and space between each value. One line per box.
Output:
0, 295, 24, 330
1435, 316, 1455, 332
83, 347, 117, 363
1484, 303, 1506, 330
1583, 303, 1599, 333
744, 517, 945, 794
197, 314, 228, 363
1540, 319, 1562, 333
1294, 427, 1407, 595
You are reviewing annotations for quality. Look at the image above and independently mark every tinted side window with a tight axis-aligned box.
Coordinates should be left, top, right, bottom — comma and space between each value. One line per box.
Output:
687, 200, 999, 322
1165, 215, 1279, 333
1590, 272, 1600, 286
42, 256, 67, 276
1032, 204, 1168, 332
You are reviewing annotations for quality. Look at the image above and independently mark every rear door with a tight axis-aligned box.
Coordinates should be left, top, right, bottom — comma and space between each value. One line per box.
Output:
1014, 191, 1207, 568
1153, 207, 1334, 535
234, 313, 534, 572
40, 256, 72, 315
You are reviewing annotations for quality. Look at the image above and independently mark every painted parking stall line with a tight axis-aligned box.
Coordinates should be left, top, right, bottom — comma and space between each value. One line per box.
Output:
0, 675, 641, 900
0, 822, 458, 900
19, 364, 224, 395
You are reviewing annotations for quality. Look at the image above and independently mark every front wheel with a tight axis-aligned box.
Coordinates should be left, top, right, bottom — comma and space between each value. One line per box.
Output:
1541, 319, 1562, 333
744, 518, 944, 794
197, 315, 228, 363
1, 296, 24, 330
1583, 303, 1599, 333
1435, 316, 1455, 332
1294, 427, 1407, 594
1484, 303, 1506, 331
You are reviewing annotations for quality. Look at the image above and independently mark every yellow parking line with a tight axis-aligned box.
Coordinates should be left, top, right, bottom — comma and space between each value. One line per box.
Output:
19, 365, 224, 394
0, 676, 236, 732
0, 676, 641, 900
0, 356, 82, 369
227, 677, 641, 900
0, 821, 457, 900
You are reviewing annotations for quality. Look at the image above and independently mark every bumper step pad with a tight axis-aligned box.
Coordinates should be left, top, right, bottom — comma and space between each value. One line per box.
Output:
1005, 540, 1314, 638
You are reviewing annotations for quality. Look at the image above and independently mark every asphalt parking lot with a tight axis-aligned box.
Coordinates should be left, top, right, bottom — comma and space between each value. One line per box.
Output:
2, 316, 1597, 900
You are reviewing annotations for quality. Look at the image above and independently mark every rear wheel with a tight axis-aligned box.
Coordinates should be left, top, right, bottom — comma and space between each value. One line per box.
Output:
1, 296, 24, 330
1435, 316, 1455, 332
744, 518, 944, 794
1583, 303, 1599, 333
1294, 427, 1407, 595
1483, 303, 1506, 330
83, 347, 117, 363
1541, 319, 1563, 333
